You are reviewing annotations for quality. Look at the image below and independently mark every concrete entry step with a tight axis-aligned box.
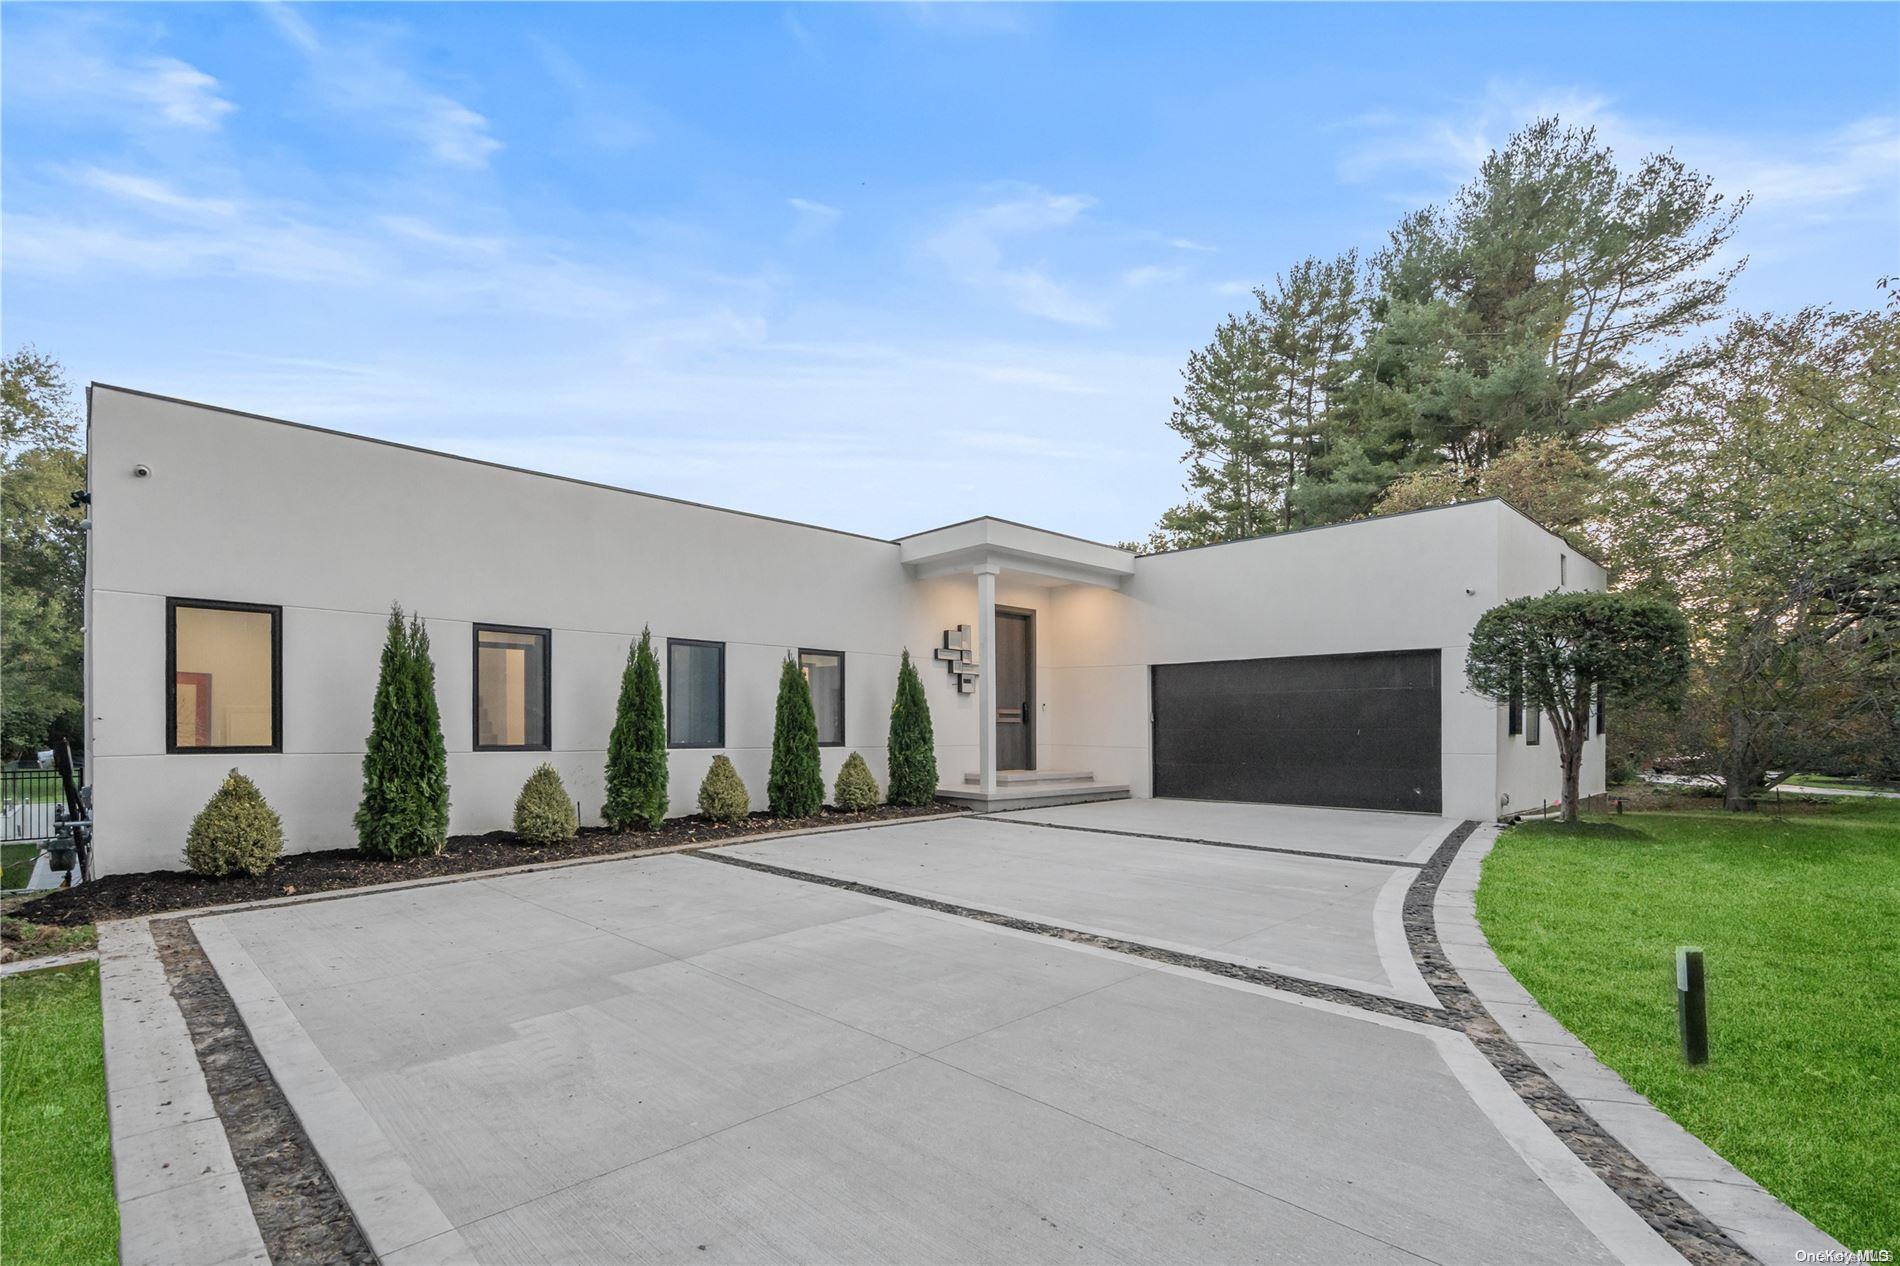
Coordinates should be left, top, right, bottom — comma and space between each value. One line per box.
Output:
938, 781, 1131, 811
962, 768, 1097, 786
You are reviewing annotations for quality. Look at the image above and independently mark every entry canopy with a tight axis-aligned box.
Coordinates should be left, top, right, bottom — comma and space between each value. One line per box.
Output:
896, 516, 1136, 588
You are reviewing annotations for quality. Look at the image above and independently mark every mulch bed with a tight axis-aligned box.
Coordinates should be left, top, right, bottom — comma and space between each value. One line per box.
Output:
14, 802, 961, 927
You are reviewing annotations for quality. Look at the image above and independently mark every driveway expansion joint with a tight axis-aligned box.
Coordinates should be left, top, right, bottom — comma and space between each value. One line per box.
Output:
984, 813, 1427, 867
693, 848, 1456, 1027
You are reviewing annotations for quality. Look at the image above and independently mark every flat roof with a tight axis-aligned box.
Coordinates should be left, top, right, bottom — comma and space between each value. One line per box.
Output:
89, 383, 1603, 568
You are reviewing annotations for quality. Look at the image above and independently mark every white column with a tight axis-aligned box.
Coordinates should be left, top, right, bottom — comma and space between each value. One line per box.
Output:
976, 565, 999, 796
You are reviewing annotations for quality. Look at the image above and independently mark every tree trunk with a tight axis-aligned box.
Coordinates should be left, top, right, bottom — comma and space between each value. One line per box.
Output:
1722, 710, 1762, 811
1561, 755, 1582, 823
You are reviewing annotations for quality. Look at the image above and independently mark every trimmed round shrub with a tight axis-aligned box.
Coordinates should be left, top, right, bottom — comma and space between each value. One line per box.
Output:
833, 751, 881, 812
184, 769, 284, 878
514, 763, 578, 845
698, 755, 751, 823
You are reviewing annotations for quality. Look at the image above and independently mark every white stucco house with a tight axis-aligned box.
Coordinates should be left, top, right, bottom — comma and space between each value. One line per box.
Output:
83, 384, 1607, 875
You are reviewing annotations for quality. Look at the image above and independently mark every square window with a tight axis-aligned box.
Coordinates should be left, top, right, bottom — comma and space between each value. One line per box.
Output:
799, 649, 845, 747
474, 625, 550, 750
168, 599, 281, 752
668, 639, 725, 748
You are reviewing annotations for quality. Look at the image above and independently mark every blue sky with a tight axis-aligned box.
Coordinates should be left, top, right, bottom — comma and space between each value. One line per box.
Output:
5, 3, 1896, 542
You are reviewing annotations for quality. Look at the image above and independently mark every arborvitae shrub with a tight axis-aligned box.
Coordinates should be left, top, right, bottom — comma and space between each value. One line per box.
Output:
184, 769, 284, 877
698, 755, 751, 822
887, 650, 938, 806
514, 763, 578, 845
833, 751, 881, 812
604, 627, 668, 831
356, 606, 451, 859
768, 655, 824, 818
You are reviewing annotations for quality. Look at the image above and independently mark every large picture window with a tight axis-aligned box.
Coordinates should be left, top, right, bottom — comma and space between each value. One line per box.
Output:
474, 625, 550, 750
668, 638, 725, 748
168, 598, 281, 752
799, 649, 845, 747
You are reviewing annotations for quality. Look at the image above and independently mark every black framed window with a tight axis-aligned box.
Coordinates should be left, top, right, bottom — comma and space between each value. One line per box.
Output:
1507, 680, 1524, 737
1595, 685, 1607, 736
474, 625, 550, 750
167, 598, 282, 753
799, 649, 845, 747
1526, 705, 1541, 746
668, 638, 725, 748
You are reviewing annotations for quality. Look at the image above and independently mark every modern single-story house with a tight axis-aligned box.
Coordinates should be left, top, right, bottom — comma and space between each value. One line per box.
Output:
83, 384, 1607, 875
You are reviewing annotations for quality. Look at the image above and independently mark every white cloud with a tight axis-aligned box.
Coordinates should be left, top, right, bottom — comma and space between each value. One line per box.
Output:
2, 17, 236, 134
1335, 80, 1899, 215
787, 197, 843, 239
262, 3, 502, 169
77, 168, 238, 219
1214, 280, 1256, 297
1121, 264, 1187, 290
128, 57, 237, 129
924, 188, 1108, 326
1168, 237, 1217, 253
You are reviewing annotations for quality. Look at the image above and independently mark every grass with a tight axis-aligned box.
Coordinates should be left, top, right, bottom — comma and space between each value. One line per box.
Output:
0, 962, 119, 1266
2, 842, 39, 889
1478, 797, 1899, 1251
0, 914, 97, 963
1788, 772, 1898, 793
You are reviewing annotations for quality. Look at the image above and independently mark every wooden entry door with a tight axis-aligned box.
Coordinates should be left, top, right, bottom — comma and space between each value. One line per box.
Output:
995, 609, 1034, 771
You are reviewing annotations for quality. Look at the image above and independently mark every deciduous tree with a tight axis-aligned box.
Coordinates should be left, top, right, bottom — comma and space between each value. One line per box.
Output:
1466, 591, 1690, 821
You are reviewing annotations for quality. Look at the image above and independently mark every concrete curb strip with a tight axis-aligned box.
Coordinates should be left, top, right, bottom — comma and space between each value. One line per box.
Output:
97, 920, 269, 1266
1442, 826, 1849, 1265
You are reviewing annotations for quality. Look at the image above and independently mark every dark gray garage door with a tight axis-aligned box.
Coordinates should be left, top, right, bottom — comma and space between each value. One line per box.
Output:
1151, 650, 1441, 813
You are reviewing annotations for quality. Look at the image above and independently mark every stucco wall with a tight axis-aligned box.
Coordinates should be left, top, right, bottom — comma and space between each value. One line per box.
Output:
1035, 500, 1606, 821
87, 388, 974, 874
85, 387, 1604, 874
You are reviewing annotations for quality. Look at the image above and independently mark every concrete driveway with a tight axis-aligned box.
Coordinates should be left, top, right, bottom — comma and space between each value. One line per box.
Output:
176, 801, 1679, 1265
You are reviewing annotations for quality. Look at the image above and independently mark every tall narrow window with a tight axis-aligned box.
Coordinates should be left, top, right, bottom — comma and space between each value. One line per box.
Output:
1559, 554, 1568, 587
668, 639, 725, 748
1507, 679, 1524, 736
474, 625, 550, 750
799, 649, 845, 747
1595, 685, 1607, 736
168, 599, 281, 752
1526, 705, 1542, 746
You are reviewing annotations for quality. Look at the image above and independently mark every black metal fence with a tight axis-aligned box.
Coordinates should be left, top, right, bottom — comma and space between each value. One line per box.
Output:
1, 766, 79, 845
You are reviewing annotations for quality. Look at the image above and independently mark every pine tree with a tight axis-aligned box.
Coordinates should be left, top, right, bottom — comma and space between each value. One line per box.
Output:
767, 655, 824, 818
697, 755, 751, 822
886, 650, 938, 806
356, 605, 450, 858
603, 627, 668, 830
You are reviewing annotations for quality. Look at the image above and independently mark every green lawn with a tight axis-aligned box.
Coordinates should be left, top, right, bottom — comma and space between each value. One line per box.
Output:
1478, 798, 1898, 1251
0, 963, 119, 1266
2, 842, 40, 890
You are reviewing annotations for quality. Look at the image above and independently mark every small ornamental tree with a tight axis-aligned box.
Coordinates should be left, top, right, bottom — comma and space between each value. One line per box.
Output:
698, 755, 750, 822
604, 627, 668, 831
833, 751, 881, 812
513, 763, 578, 845
1466, 591, 1690, 822
356, 606, 451, 858
887, 650, 938, 806
184, 769, 284, 877
768, 655, 824, 818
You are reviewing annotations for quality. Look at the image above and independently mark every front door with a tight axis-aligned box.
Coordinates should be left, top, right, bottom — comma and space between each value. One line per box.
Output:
995, 609, 1034, 770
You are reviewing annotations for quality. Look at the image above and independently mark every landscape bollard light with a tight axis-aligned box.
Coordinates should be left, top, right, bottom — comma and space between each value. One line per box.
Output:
1677, 947, 1708, 1066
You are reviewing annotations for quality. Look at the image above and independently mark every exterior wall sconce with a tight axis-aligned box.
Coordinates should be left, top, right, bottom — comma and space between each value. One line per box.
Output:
934, 624, 980, 694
